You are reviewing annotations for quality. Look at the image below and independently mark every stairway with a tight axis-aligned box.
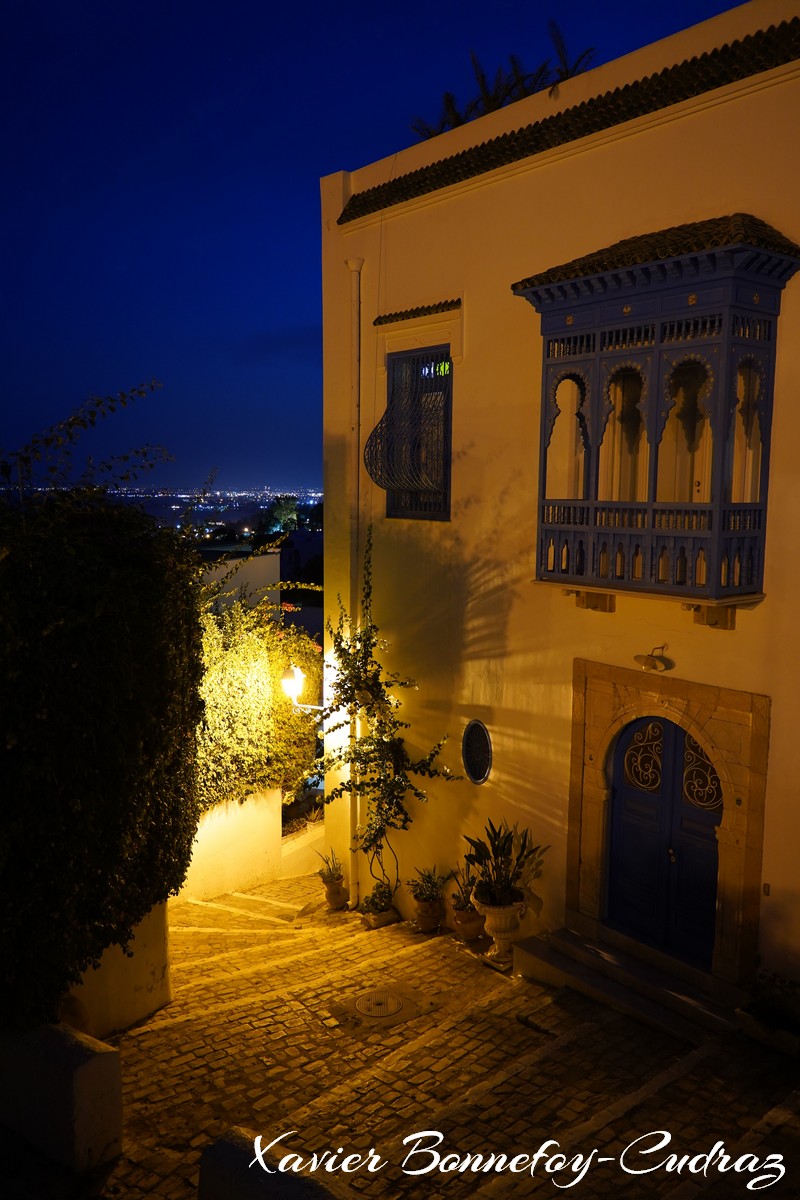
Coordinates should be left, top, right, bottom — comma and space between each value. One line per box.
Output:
514, 926, 739, 1042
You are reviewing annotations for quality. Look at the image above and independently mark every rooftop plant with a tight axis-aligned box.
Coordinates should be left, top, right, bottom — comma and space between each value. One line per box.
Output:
412, 21, 594, 138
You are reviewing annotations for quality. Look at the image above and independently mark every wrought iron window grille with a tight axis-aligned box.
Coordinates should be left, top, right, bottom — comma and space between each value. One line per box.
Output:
364, 346, 452, 520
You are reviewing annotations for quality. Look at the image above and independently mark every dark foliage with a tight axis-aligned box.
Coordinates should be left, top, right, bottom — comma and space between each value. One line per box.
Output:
412, 21, 594, 138
0, 400, 204, 1028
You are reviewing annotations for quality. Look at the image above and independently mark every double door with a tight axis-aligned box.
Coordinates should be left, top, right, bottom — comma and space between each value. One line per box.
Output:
607, 718, 722, 967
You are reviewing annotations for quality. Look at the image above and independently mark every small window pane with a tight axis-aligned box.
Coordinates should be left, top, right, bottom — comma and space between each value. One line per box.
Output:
728, 362, 762, 503
462, 720, 492, 784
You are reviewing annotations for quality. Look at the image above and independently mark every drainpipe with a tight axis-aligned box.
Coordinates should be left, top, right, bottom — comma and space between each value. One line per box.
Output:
346, 257, 363, 908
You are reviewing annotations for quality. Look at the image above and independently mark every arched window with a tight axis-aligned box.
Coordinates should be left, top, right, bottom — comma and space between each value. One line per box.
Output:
728, 360, 763, 504
598, 368, 648, 503
657, 360, 713, 504
545, 376, 587, 499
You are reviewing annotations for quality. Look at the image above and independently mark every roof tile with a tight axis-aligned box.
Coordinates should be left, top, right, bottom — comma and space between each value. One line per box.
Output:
338, 20, 800, 225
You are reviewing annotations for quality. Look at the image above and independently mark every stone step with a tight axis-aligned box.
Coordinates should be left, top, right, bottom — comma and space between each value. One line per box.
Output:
514, 927, 738, 1042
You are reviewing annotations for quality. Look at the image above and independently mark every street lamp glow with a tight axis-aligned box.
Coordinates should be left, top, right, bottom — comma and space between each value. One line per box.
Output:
281, 665, 324, 713
281, 665, 305, 703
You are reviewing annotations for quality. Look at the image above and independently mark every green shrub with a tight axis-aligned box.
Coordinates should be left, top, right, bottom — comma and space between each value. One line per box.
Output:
0, 386, 321, 1027
0, 493, 204, 1027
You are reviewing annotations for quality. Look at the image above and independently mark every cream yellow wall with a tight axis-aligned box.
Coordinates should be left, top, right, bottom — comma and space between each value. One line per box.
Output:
321, 0, 800, 973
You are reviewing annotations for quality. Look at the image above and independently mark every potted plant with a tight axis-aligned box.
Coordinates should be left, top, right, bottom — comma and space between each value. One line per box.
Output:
406, 866, 452, 933
358, 881, 400, 929
464, 818, 549, 966
316, 848, 348, 911
449, 859, 486, 943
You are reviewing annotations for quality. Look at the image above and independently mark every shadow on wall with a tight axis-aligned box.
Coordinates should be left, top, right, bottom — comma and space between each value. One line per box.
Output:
365, 471, 570, 884
372, 478, 526, 686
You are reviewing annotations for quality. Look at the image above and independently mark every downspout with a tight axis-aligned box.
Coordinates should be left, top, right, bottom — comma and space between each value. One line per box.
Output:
346, 256, 363, 908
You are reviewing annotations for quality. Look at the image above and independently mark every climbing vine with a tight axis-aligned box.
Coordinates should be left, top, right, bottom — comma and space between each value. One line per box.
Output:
320, 528, 458, 911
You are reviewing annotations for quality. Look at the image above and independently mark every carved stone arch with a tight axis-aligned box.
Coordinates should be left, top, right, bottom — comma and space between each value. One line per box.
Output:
598, 701, 733, 800
567, 659, 768, 999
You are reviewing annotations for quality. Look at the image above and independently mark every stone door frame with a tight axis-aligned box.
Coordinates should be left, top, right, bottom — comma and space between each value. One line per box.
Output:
566, 659, 769, 995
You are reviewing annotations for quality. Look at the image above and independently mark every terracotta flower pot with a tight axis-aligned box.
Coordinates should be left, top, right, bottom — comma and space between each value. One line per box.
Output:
452, 907, 486, 942
323, 879, 348, 910
413, 898, 444, 933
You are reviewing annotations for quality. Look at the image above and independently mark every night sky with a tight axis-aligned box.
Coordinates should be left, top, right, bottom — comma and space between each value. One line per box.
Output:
2, 0, 736, 491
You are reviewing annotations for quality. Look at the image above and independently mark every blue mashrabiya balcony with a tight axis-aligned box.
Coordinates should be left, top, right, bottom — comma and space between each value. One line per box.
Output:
512, 214, 800, 605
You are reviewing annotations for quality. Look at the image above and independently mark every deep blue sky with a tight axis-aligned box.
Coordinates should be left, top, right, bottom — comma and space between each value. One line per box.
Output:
2, 0, 736, 490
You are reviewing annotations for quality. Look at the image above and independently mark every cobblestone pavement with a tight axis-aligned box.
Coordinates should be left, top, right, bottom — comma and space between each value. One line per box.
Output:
7, 875, 800, 1198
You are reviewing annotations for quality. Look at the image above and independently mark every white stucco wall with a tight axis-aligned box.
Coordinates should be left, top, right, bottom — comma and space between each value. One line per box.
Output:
203, 548, 281, 604
321, 1, 800, 973
180, 790, 282, 901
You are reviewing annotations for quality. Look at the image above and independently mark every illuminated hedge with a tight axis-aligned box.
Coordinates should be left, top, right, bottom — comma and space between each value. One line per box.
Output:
196, 597, 322, 811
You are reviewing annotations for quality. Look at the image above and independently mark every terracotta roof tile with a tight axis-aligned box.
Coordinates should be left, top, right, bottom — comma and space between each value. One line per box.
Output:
373, 299, 462, 326
338, 19, 800, 225
510, 214, 800, 293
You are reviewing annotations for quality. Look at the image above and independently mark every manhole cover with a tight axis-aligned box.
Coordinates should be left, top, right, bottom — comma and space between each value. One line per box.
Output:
355, 989, 404, 1017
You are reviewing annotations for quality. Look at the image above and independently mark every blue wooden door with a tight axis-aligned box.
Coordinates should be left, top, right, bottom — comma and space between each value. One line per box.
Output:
607, 718, 722, 967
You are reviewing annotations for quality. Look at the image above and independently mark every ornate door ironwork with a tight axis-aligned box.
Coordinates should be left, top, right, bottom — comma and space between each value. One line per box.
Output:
607, 718, 722, 967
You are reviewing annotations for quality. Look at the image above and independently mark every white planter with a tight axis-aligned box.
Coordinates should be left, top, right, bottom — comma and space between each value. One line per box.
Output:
0, 1023, 122, 1173
65, 903, 170, 1039
280, 818, 326, 878
471, 893, 526, 965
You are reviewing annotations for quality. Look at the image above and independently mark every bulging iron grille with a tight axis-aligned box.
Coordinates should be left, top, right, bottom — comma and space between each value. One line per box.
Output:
364, 347, 452, 520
